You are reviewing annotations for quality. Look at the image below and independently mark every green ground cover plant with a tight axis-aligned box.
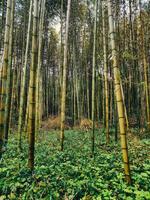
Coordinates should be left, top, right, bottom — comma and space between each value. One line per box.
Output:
0, 130, 149, 200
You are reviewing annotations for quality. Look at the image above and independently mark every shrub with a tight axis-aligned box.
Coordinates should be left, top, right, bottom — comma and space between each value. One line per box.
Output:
80, 118, 93, 131
42, 116, 72, 130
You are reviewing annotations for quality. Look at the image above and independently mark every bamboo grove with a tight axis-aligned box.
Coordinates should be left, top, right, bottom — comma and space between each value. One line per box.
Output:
0, 0, 150, 185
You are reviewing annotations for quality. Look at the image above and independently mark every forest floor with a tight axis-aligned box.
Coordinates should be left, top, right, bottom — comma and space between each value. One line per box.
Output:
0, 129, 150, 200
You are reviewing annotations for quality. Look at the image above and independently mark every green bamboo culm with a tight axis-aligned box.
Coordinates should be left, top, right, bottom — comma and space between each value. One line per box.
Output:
18, 0, 33, 151
4, 0, 16, 146
35, 0, 46, 133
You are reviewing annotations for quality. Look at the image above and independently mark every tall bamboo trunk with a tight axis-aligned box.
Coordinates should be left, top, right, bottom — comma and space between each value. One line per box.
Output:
107, 0, 131, 184
0, 0, 12, 157
102, 1, 109, 144
28, 0, 38, 170
73, 42, 77, 125
91, 0, 97, 155
4, 0, 15, 144
59, 0, 64, 115
35, 0, 46, 132
60, 0, 71, 151
18, 0, 32, 150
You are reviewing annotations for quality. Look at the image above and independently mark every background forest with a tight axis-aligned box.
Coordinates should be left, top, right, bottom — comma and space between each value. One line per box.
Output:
0, 0, 150, 199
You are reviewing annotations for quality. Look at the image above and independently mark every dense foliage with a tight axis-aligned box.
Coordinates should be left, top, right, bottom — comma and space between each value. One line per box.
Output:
0, 130, 149, 199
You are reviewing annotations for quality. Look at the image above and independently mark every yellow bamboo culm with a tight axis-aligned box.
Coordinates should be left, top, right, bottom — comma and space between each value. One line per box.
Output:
60, 0, 71, 151
107, 0, 132, 184
0, 0, 12, 157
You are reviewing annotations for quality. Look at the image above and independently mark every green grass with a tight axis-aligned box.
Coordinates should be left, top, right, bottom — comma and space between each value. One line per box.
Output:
0, 130, 150, 199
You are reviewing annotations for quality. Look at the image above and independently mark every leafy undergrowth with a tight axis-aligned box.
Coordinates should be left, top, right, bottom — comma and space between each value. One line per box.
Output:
0, 130, 150, 200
